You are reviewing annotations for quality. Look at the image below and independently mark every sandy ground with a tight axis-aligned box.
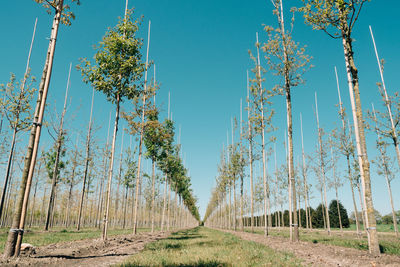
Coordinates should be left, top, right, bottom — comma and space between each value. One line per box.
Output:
222, 229, 400, 267
0, 230, 170, 267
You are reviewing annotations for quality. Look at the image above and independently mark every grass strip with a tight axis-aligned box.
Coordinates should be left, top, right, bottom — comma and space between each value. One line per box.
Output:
120, 226, 303, 267
245, 227, 400, 255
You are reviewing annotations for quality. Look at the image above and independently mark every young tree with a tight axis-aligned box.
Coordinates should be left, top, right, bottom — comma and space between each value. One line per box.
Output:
249, 33, 275, 236
300, 114, 312, 229
63, 136, 81, 227
314, 93, 331, 234
123, 20, 151, 235
78, 8, 145, 240
77, 88, 95, 231
44, 64, 72, 231
158, 119, 176, 231
4, 0, 79, 258
227, 140, 246, 231
334, 66, 361, 236
263, 0, 311, 241
371, 104, 398, 236
0, 74, 36, 221
43, 143, 67, 230
122, 146, 136, 229
245, 71, 255, 232
329, 136, 344, 231
0, 18, 37, 222
301, 0, 380, 254
143, 106, 164, 232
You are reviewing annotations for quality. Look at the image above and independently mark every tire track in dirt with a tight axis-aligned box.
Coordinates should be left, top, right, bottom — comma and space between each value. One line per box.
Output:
1, 231, 171, 267
219, 229, 400, 267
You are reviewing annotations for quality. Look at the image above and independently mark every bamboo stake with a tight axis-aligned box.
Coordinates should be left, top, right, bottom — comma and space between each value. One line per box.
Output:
278, 0, 298, 241
369, 26, 400, 168
300, 114, 311, 229
133, 20, 151, 234
247, 71, 254, 232
335, 66, 360, 236
314, 92, 331, 234
255, 32, 269, 237
239, 98, 244, 231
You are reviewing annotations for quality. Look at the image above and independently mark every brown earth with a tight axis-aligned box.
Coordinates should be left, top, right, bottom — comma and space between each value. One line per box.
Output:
0, 230, 170, 267
222, 229, 400, 267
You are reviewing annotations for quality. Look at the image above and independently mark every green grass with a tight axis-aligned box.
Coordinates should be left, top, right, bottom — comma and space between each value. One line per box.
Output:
246, 226, 400, 256
120, 227, 303, 267
323, 223, 400, 233
0, 226, 151, 253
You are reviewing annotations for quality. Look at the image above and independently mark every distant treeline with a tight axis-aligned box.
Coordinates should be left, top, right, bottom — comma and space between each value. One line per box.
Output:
242, 200, 350, 229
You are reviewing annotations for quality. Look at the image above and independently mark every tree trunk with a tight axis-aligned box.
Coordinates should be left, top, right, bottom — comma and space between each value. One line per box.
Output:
133, 21, 151, 235
342, 32, 380, 255
167, 181, 171, 231
3, 2, 63, 257
45, 129, 65, 232
277, 0, 298, 242
77, 89, 95, 230
161, 175, 168, 231
113, 131, 124, 227
122, 185, 128, 229
0, 129, 17, 221
2, 160, 15, 227
29, 175, 39, 228
347, 155, 361, 236
151, 160, 156, 232
102, 95, 120, 240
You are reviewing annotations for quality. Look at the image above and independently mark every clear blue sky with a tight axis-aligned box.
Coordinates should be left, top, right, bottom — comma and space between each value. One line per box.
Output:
1, 0, 399, 219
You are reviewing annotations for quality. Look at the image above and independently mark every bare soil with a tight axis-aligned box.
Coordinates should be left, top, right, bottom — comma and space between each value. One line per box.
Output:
223, 229, 400, 267
0, 230, 170, 267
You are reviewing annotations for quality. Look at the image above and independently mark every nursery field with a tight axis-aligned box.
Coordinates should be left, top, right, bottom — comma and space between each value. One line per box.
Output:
1, 0, 400, 266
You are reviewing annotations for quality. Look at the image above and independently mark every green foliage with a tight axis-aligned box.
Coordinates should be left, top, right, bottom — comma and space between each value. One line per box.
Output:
34, 0, 80, 26
262, 1, 312, 95
300, 0, 370, 38
44, 145, 67, 181
248, 43, 275, 139
143, 108, 165, 162
123, 147, 137, 189
0, 72, 36, 132
78, 9, 145, 104
227, 143, 246, 184
310, 201, 350, 228
312, 203, 326, 228
329, 200, 350, 228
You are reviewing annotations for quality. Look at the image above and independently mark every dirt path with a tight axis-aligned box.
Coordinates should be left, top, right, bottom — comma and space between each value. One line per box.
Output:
1, 231, 170, 267
221, 229, 400, 267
